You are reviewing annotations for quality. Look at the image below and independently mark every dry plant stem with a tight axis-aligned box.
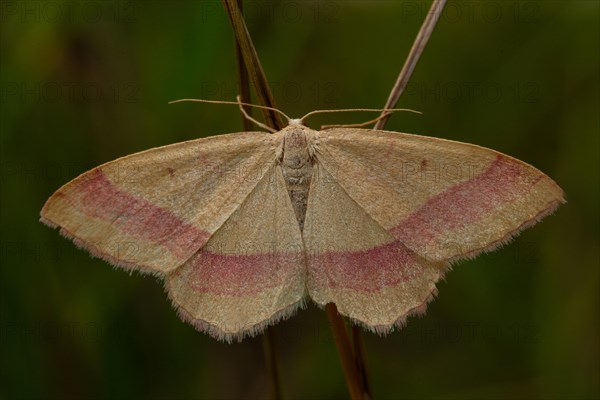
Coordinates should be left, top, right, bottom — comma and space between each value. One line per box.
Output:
374, 0, 447, 130
351, 1, 448, 395
262, 327, 283, 400
233, 2, 282, 398
234, 1, 254, 132
326, 304, 363, 400
221, 1, 362, 397
352, 325, 372, 400
221, 0, 283, 129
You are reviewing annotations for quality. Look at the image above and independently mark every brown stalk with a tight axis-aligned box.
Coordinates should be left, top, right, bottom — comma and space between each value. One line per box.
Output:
327, 304, 363, 400
352, 325, 371, 400
234, 0, 254, 132
373, 0, 447, 130
221, 0, 283, 129
220, 0, 363, 398
229, 3, 283, 399
262, 327, 283, 400
351, 0, 448, 395
221, 0, 446, 398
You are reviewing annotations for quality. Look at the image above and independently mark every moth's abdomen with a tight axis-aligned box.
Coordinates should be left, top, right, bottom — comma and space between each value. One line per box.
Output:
280, 126, 314, 231
282, 163, 312, 231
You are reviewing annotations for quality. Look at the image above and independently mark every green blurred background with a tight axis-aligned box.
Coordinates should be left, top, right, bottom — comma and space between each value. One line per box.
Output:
1, 1, 598, 399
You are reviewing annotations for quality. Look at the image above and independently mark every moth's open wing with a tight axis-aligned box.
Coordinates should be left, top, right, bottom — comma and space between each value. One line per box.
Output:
305, 128, 564, 332
304, 162, 443, 332
315, 128, 565, 262
41, 131, 279, 274
166, 163, 305, 342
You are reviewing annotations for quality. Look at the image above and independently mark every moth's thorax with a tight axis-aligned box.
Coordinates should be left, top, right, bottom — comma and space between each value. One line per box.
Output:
280, 125, 316, 231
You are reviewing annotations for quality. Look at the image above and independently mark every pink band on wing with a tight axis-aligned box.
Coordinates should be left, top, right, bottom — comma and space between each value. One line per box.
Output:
74, 169, 209, 257
391, 155, 542, 244
308, 240, 424, 292
184, 250, 303, 296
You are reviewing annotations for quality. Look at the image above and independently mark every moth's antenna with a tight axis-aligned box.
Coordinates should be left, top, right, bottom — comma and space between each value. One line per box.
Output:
321, 114, 390, 130
235, 97, 277, 133
168, 97, 291, 132
300, 108, 422, 127
168, 98, 422, 130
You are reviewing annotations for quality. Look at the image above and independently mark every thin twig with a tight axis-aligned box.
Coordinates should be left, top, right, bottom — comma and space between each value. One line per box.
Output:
352, 325, 371, 400
221, 0, 283, 129
262, 327, 283, 400
231, 2, 283, 398
234, 0, 254, 132
219, 0, 446, 395
350, 1, 448, 396
373, 0, 447, 130
327, 304, 362, 400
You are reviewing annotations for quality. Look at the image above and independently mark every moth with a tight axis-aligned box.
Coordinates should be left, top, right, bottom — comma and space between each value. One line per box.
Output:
40, 103, 565, 342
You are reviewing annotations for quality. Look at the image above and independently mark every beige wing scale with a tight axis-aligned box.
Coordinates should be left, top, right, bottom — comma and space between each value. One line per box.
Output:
303, 162, 444, 332
41, 131, 278, 274
166, 162, 306, 342
307, 127, 564, 331
41, 124, 565, 338
41, 130, 306, 341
